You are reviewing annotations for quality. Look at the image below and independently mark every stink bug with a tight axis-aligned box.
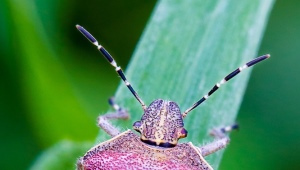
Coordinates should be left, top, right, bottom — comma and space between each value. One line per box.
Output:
76, 24, 270, 170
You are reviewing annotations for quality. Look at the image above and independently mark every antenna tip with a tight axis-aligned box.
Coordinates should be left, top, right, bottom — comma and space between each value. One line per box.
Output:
265, 54, 271, 58
76, 24, 81, 29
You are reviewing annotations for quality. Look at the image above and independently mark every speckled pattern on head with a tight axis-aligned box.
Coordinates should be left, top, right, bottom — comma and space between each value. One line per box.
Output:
77, 130, 212, 170
133, 99, 187, 147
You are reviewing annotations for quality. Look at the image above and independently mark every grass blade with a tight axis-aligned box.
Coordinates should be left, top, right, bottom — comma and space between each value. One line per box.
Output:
96, 0, 274, 168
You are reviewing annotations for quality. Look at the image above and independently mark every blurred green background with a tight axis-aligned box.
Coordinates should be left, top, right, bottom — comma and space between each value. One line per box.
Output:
1, 0, 299, 169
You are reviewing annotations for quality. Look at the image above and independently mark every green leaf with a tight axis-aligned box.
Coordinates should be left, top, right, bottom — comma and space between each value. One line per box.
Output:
6, 0, 97, 146
30, 141, 92, 170
95, 0, 274, 169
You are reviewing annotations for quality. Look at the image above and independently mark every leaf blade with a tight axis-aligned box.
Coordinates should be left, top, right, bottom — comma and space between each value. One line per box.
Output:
100, 0, 274, 168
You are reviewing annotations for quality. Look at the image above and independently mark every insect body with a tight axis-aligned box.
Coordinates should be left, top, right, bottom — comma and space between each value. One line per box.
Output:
76, 25, 270, 170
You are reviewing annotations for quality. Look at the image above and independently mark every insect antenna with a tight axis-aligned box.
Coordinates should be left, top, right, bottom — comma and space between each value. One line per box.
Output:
182, 54, 270, 118
76, 25, 146, 110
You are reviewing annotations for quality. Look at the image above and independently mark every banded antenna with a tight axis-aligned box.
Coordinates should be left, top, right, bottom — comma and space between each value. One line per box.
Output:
182, 54, 270, 118
76, 25, 146, 110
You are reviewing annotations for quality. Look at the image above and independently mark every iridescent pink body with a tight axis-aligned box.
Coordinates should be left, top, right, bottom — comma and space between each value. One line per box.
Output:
77, 130, 212, 170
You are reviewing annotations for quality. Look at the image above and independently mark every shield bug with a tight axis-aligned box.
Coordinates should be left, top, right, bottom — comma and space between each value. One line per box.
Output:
76, 24, 270, 170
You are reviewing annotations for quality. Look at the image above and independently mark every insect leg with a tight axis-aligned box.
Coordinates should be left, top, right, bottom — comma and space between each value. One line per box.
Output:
97, 98, 129, 137
198, 124, 238, 157
102, 97, 129, 120
182, 54, 270, 118
76, 25, 146, 110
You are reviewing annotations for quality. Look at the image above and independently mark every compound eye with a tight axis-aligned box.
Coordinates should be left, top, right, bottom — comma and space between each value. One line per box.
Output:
133, 121, 142, 133
178, 128, 188, 139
